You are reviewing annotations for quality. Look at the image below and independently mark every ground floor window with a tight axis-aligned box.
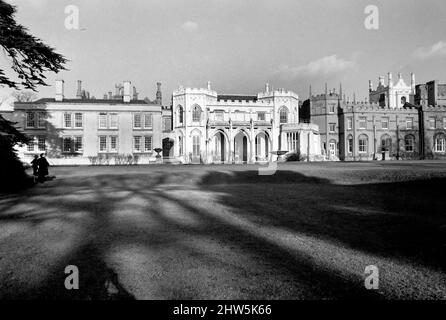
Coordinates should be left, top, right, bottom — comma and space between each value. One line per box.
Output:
434, 134, 445, 152
63, 137, 72, 153
347, 137, 353, 153
358, 135, 368, 153
192, 135, 200, 156
133, 136, 142, 152
405, 135, 415, 152
110, 136, 118, 152
74, 136, 82, 152
144, 136, 153, 152
99, 136, 107, 152
178, 136, 184, 155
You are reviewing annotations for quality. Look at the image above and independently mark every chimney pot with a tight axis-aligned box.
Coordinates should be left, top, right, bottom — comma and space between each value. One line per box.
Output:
55, 79, 64, 101
123, 81, 131, 102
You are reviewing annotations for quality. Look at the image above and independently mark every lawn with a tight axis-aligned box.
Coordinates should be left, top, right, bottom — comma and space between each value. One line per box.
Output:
0, 161, 446, 299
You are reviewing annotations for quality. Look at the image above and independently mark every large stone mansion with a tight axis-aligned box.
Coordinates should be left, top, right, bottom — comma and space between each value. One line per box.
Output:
1, 73, 446, 165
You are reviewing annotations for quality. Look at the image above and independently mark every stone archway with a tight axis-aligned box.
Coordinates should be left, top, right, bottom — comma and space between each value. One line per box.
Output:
234, 131, 249, 163
255, 131, 270, 161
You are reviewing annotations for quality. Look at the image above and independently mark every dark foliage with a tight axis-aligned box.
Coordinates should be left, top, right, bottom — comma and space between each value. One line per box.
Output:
0, 115, 31, 191
0, 0, 67, 91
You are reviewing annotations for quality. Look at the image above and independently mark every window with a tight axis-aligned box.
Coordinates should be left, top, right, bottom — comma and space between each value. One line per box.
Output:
406, 118, 413, 130
347, 137, 353, 153
257, 112, 266, 121
144, 136, 152, 152
133, 136, 141, 152
347, 118, 352, 130
109, 113, 118, 129
359, 117, 367, 130
64, 113, 72, 128
381, 135, 391, 152
99, 136, 107, 152
26, 112, 36, 128
37, 112, 46, 128
63, 137, 72, 153
37, 136, 46, 151
279, 107, 288, 124
428, 117, 435, 129
27, 136, 35, 151
74, 136, 83, 152
110, 136, 118, 152
74, 113, 83, 128
99, 113, 107, 129
192, 105, 201, 122
358, 135, 368, 153
329, 123, 336, 133
434, 134, 445, 152
178, 136, 184, 156
381, 117, 389, 130
178, 106, 184, 124
133, 114, 142, 128
144, 113, 152, 128
192, 135, 200, 156
405, 135, 415, 152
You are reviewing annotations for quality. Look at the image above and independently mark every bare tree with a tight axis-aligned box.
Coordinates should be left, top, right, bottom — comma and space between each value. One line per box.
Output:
12, 91, 36, 102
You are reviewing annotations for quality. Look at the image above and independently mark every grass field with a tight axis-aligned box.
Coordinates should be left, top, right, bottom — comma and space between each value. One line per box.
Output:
0, 161, 446, 299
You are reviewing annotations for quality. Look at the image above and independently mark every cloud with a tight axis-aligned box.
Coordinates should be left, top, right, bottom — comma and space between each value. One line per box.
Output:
181, 21, 199, 33
413, 41, 446, 60
275, 55, 356, 80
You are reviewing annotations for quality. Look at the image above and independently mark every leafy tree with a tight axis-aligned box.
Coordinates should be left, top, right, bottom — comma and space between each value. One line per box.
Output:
0, 114, 30, 191
0, 0, 67, 91
0, 0, 67, 191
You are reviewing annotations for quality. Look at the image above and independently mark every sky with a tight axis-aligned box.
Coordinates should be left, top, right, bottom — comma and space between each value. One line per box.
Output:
1, 0, 446, 103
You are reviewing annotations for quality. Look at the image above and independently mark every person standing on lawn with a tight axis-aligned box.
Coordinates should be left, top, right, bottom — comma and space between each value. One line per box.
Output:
30, 155, 39, 182
37, 153, 50, 183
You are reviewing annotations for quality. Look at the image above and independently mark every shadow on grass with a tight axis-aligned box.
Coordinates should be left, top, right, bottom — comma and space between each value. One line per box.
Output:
1, 168, 445, 299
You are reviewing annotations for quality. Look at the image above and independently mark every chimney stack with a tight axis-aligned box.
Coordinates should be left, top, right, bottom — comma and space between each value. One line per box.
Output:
123, 81, 131, 103
55, 79, 64, 101
156, 82, 162, 105
76, 80, 82, 99
388, 72, 393, 88
133, 86, 138, 100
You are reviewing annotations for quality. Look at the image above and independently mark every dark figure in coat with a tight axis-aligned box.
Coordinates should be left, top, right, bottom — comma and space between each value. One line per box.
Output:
31, 155, 39, 177
37, 153, 50, 183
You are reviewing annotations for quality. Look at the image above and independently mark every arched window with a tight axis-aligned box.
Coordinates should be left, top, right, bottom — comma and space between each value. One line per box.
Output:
177, 106, 184, 124
192, 105, 202, 122
279, 107, 288, 124
178, 135, 183, 155
358, 134, 368, 153
405, 135, 415, 152
347, 135, 353, 154
381, 134, 392, 152
434, 133, 445, 152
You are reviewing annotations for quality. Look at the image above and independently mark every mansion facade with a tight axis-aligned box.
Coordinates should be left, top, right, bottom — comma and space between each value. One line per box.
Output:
170, 83, 321, 164
304, 73, 446, 161
2, 74, 446, 166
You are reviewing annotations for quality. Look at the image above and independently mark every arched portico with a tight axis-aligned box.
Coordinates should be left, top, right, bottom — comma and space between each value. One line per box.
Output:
255, 131, 271, 161
233, 130, 250, 163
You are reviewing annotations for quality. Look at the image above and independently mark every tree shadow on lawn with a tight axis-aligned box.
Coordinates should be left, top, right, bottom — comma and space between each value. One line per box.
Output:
0, 171, 384, 300
1, 169, 444, 299
199, 170, 446, 273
